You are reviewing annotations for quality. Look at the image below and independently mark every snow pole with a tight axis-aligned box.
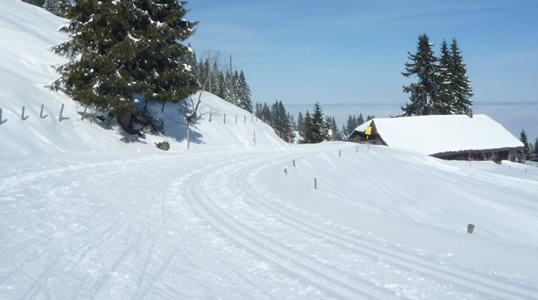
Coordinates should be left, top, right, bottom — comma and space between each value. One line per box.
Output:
40, 104, 44, 118
235, 114, 238, 124
314, 178, 317, 190
59, 103, 64, 121
339, 150, 341, 157
293, 160, 296, 167
224, 113, 226, 124
187, 120, 190, 150
21, 106, 26, 120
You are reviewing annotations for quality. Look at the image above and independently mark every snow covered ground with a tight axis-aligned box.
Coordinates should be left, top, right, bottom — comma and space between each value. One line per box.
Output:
2, 1, 538, 299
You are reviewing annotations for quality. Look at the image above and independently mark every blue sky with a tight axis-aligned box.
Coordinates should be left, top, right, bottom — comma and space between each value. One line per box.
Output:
185, 0, 538, 135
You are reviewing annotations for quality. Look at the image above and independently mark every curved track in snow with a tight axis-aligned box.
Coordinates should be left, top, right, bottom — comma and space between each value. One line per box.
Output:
1, 147, 538, 299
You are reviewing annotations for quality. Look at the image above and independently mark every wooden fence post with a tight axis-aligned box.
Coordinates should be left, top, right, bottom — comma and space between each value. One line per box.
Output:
59, 104, 65, 121
467, 224, 475, 234
187, 120, 190, 150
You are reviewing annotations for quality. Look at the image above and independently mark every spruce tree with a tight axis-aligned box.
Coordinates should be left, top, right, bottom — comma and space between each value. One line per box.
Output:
357, 113, 364, 125
520, 130, 531, 160
297, 112, 304, 134
437, 40, 455, 114
311, 102, 327, 143
237, 70, 252, 112
210, 60, 220, 95
533, 138, 538, 161
402, 34, 439, 116
302, 111, 314, 143
52, 0, 198, 117
450, 39, 473, 115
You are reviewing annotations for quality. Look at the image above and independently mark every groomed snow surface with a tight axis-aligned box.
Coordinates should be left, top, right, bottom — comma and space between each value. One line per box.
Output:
2, 1, 538, 299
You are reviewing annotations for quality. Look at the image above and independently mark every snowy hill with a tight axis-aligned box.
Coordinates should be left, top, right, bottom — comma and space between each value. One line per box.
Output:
2, 1, 538, 299
0, 0, 285, 157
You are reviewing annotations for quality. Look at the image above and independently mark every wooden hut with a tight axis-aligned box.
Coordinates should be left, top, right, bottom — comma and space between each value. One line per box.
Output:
347, 114, 524, 163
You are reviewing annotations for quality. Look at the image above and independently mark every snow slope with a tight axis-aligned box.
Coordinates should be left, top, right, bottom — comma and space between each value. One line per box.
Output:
2, 1, 538, 299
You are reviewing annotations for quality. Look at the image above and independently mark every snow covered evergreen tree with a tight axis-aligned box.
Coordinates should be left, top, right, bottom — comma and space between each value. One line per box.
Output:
297, 111, 304, 134
401, 34, 439, 116
436, 40, 455, 114
301, 111, 314, 143
520, 130, 531, 160
449, 39, 473, 115
310, 102, 328, 143
52, 0, 199, 117
237, 70, 252, 112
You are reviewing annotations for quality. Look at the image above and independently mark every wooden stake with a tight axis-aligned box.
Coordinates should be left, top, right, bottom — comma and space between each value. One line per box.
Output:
21, 106, 26, 120
187, 120, 190, 150
59, 103, 64, 121
40, 104, 44, 118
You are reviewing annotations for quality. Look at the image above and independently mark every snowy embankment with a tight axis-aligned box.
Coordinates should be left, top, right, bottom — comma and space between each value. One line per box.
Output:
2, 1, 538, 299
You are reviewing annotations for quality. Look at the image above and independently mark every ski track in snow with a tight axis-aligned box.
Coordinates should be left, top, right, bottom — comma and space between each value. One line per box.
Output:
1, 147, 538, 299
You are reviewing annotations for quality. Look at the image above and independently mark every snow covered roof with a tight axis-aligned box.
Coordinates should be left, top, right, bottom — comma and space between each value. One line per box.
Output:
354, 114, 523, 155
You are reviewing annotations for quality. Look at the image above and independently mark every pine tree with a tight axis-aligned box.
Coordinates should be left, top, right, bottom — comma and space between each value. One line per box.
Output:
402, 34, 439, 116
534, 138, 538, 161
237, 70, 252, 112
52, 0, 198, 117
297, 111, 304, 134
311, 102, 327, 143
210, 60, 220, 95
437, 40, 455, 114
346, 115, 356, 135
520, 130, 531, 160
450, 39, 473, 115
357, 113, 364, 125
302, 111, 314, 143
